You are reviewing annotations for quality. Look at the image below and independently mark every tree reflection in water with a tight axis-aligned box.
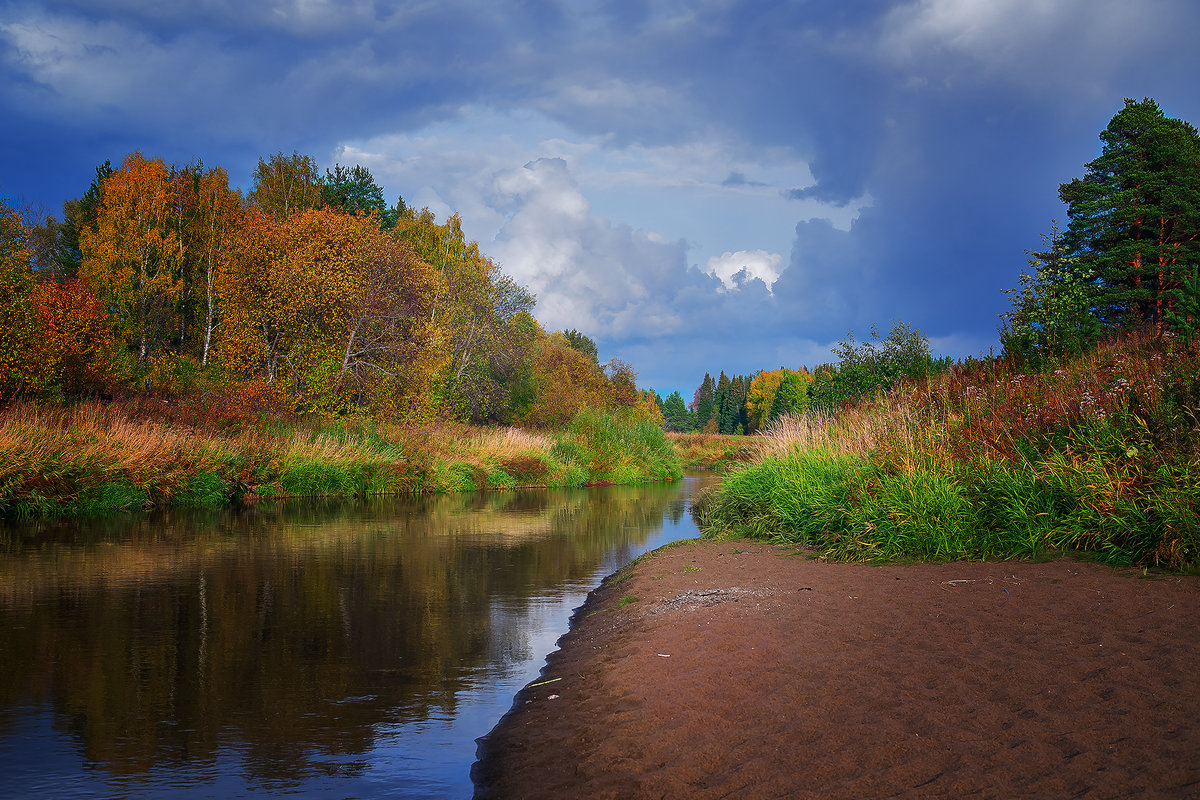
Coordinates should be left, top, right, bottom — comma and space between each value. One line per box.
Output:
0, 478, 713, 797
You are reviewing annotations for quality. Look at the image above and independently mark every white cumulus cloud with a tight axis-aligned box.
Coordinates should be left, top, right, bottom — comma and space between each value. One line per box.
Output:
704, 250, 783, 293
488, 157, 693, 338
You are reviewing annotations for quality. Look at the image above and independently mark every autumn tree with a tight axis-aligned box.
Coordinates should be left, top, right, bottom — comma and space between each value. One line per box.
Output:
607, 358, 639, 409
79, 152, 182, 362
484, 307, 543, 423
2, 195, 120, 399
396, 209, 533, 419
329, 222, 440, 413
449, 276, 539, 423
0, 198, 41, 396
522, 333, 613, 428
249, 151, 322, 222
219, 208, 439, 414
176, 165, 242, 365
745, 370, 780, 432
31, 278, 120, 397
632, 389, 666, 426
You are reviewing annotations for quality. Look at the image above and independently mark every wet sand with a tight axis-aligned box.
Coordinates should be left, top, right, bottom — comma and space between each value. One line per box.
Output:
473, 539, 1200, 799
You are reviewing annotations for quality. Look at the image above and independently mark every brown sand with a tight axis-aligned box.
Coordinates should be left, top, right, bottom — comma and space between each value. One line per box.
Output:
473, 539, 1200, 799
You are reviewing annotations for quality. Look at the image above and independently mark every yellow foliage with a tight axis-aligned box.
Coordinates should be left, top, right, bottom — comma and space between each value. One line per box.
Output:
632, 390, 665, 426
0, 201, 42, 396
217, 208, 440, 415
522, 336, 613, 428
745, 366, 812, 432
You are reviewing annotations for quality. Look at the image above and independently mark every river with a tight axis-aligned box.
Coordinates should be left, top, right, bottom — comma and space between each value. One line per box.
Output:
0, 474, 717, 798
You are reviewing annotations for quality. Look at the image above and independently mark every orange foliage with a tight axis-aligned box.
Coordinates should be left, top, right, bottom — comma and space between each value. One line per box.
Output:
32, 278, 120, 396
79, 152, 182, 360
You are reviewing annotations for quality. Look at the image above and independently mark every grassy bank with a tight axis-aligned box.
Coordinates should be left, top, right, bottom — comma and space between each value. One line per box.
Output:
0, 403, 681, 519
694, 335, 1200, 571
666, 432, 758, 472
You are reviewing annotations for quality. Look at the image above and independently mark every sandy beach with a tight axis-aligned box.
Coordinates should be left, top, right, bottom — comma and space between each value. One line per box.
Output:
473, 539, 1200, 799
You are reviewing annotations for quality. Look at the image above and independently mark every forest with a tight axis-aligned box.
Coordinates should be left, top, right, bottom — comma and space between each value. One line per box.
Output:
0, 151, 656, 427
659, 320, 950, 434
0, 152, 679, 518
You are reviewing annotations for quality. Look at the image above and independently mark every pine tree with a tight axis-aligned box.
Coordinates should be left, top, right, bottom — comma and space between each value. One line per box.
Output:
662, 390, 691, 432
562, 329, 599, 365
721, 375, 746, 434
322, 164, 388, 221
1059, 98, 1200, 336
693, 372, 715, 428
714, 372, 731, 433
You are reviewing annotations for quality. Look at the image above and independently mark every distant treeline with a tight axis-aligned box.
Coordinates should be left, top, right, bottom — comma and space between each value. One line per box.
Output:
0, 152, 659, 427
657, 321, 951, 434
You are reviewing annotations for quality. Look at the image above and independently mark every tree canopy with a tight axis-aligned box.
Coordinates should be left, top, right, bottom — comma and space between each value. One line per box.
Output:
1003, 98, 1200, 365
1059, 98, 1200, 337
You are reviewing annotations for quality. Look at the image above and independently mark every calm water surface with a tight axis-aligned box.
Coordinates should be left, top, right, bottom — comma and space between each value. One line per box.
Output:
0, 474, 718, 798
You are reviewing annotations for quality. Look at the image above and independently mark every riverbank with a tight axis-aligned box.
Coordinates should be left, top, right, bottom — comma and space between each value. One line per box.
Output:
694, 335, 1200, 571
473, 538, 1200, 799
0, 402, 681, 518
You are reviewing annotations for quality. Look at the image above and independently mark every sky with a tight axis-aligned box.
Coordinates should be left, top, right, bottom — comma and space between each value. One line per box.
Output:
3, 0, 1200, 396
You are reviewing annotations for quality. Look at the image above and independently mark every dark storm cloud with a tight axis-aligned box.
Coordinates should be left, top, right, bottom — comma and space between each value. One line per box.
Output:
3, 0, 1200, 392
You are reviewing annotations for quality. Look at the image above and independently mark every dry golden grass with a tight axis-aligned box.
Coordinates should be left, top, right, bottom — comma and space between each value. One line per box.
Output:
277, 430, 390, 463
0, 401, 225, 473
666, 431, 758, 470
752, 413, 834, 459
471, 426, 553, 458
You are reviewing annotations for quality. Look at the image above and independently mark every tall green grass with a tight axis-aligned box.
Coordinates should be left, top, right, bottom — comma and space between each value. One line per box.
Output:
695, 334, 1200, 570
557, 408, 683, 485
